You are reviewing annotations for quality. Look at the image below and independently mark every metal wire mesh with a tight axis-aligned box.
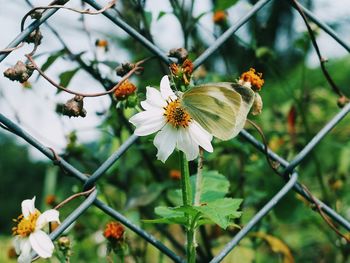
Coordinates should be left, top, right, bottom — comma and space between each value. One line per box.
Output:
1, 0, 349, 262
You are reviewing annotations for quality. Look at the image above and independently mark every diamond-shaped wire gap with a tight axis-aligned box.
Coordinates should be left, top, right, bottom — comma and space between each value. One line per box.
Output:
0, 113, 183, 262
209, 172, 298, 262
193, 0, 272, 69
0, 0, 71, 62
83, 0, 172, 64
240, 129, 350, 231
0, 113, 87, 182
284, 102, 350, 175
83, 134, 138, 190
296, 2, 350, 52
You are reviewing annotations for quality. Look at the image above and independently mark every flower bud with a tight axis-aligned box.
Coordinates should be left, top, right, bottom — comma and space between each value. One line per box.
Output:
62, 95, 87, 118
252, 92, 263, 115
168, 47, 188, 63
25, 30, 43, 45
116, 62, 135, 77
114, 80, 137, 100
3, 61, 34, 83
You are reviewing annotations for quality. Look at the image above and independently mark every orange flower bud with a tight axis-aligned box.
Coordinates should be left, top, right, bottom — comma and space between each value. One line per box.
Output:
239, 68, 264, 91
114, 80, 137, 100
213, 10, 227, 24
169, 169, 181, 180
104, 221, 125, 242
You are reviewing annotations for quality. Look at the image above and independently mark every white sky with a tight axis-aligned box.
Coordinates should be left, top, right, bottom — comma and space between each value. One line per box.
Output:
0, 0, 349, 160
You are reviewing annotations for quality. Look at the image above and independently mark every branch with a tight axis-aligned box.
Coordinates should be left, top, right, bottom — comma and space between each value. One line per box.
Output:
26, 54, 147, 97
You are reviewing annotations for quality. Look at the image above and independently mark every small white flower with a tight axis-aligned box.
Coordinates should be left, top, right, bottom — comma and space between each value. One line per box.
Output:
130, 75, 213, 162
12, 197, 60, 263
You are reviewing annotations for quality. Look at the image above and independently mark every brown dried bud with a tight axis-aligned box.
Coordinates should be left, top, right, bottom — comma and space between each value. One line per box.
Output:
3, 61, 34, 83
62, 95, 87, 118
116, 62, 135, 77
58, 236, 71, 250
168, 48, 188, 63
337, 96, 349, 108
252, 92, 263, 115
25, 30, 43, 45
30, 10, 43, 20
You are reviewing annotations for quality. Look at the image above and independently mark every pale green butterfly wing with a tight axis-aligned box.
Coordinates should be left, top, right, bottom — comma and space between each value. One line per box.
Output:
230, 83, 256, 138
180, 83, 242, 140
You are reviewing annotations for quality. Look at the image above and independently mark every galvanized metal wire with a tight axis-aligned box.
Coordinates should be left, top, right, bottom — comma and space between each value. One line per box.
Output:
1, 0, 349, 262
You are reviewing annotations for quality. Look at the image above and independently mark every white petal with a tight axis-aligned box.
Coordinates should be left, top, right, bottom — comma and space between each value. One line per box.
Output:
140, 100, 163, 111
16, 238, 32, 263
153, 124, 177, 162
130, 111, 166, 136
29, 230, 54, 258
21, 197, 36, 218
160, 76, 176, 101
188, 122, 213, 153
36, 209, 60, 230
129, 109, 163, 126
144, 87, 167, 108
177, 127, 199, 161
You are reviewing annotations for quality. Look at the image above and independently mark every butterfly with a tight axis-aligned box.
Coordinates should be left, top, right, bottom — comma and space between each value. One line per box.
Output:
178, 82, 256, 140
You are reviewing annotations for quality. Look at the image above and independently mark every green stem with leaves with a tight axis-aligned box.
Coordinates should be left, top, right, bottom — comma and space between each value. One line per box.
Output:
180, 152, 196, 263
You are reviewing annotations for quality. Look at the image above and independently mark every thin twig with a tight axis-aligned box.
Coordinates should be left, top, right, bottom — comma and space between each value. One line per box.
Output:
21, 0, 116, 31
301, 184, 350, 243
54, 186, 96, 210
246, 119, 281, 175
291, 0, 347, 100
0, 43, 24, 55
26, 54, 147, 97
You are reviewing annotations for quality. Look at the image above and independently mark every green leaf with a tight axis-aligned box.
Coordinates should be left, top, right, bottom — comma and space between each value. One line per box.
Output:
144, 11, 152, 27
143, 217, 187, 225
166, 171, 230, 206
157, 11, 167, 21
126, 183, 169, 209
193, 198, 242, 229
41, 49, 66, 72
59, 67, 80, 87
155, 206, 184, 218
196, 171, 230, 203
215, 0, 239, 11
151, 206, 187, 225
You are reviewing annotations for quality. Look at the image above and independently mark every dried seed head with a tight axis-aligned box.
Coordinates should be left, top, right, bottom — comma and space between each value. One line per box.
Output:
337, 96, 349, 108
3, 61, 34, 83
58, 236, 71, 250
252, 92, 263, 115
25, 30, 43, 45
62, 95, 87, 118
30, 10, 43, 20
116, 62, 135, 77
168, 47, 188, 63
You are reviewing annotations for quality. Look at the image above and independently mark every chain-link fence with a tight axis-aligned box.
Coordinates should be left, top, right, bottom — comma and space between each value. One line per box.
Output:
1, 0, 349, 262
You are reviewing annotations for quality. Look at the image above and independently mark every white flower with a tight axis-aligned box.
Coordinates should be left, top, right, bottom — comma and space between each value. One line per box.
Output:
12, 197, 60, 263
129, 75, 213, 162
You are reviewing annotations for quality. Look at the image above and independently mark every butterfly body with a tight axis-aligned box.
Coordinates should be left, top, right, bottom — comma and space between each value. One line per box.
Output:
180, 82, 255, 140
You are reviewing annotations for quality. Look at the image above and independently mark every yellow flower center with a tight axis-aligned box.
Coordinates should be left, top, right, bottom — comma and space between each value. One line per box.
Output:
12, 210, 41, 237
163, 99, 191, 128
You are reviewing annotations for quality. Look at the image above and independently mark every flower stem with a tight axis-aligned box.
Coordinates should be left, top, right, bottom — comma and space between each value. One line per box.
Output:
179, 152, 196, 263
180, 152, 192, 207
194, 148, 204, 206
